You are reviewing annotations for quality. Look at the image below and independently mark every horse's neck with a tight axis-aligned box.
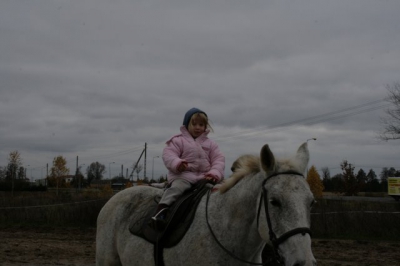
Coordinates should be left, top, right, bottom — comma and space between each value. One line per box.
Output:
211, 173, 265, 255
214, 172, 264, 227
226, 172, 263, 202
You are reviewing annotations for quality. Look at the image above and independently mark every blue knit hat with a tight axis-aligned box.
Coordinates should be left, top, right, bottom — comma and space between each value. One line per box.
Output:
183, 108, 207, 129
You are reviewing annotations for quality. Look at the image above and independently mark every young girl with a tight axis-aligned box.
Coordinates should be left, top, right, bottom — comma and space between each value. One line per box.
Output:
152, 107, 225, 222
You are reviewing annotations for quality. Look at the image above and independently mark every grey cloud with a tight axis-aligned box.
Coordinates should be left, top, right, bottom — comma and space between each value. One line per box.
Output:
1, 0, 400, 179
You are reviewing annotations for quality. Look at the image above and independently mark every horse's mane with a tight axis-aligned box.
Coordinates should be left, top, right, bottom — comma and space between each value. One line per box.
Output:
219, 154, 260, 194
219, 154, 304, 194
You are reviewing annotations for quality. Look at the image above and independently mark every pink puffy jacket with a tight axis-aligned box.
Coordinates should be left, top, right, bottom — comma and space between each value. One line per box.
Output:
162, 126, 225, 184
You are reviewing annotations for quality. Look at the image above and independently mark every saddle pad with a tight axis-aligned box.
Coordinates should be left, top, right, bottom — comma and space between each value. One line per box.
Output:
129, 180, 211, 248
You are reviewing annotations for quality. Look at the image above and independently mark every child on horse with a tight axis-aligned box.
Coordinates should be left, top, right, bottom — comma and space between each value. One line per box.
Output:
151, 107, 225, 223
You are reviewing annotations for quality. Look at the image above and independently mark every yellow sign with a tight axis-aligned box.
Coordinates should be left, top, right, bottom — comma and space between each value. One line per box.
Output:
388, 177, 400, 196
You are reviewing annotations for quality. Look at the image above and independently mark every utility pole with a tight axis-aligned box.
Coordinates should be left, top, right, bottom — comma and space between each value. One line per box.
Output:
129, 143, 148, 181
144, 142, 147, 180
76, 156, 79, 190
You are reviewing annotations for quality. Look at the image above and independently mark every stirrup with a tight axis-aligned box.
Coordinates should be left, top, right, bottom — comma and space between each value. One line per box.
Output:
151, 207, 169, 221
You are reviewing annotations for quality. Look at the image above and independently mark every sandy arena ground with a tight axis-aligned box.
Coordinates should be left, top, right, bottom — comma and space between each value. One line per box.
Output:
1, 227, 399, 266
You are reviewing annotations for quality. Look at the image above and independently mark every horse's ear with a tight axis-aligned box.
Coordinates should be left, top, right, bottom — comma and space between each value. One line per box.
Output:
260, 144, 275, 173
295, 142, 310, 173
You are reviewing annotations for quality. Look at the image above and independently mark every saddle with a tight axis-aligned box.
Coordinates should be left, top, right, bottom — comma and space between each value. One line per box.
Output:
129, 179, 212, 248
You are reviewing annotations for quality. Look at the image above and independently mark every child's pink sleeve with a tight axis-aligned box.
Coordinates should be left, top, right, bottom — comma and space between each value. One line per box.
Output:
162, 137, 185, 174
206, 141, 225, 182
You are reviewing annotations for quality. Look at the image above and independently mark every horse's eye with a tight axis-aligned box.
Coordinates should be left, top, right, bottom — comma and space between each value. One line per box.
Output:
270, 199, 281, 207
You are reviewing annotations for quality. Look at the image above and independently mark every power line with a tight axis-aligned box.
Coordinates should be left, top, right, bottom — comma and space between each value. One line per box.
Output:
78, 98, 389, 163
303, 104, 389, 126
79, 145, 145, 161
213, 99, 388, 142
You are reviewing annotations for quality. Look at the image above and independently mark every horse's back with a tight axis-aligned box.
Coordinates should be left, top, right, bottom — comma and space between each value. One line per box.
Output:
96, 186, 162, 266
97, 186, 160, 228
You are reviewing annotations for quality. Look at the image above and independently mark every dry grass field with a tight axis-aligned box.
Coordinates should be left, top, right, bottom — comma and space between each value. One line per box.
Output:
1, 227, 400, 266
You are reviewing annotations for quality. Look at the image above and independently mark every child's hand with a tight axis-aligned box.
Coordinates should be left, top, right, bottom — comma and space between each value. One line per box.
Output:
205, 174, 218, 184
177, 162, 188, 172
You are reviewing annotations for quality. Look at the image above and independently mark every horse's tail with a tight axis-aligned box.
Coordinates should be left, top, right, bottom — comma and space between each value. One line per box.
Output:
220, 154, 260, 194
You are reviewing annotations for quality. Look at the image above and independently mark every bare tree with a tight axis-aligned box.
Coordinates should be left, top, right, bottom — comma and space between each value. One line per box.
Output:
86, 162, 106, 184
321, 167, 330, 179
6, 151, 22, 181
380, 82, 400, 140
341, 160, 358, 196
7, 151, 22, 196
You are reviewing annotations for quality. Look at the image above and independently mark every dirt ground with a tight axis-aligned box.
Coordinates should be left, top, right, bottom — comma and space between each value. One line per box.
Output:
1, 227, 399, 266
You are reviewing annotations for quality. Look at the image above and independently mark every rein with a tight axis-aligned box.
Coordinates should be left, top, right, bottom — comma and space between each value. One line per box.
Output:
206, 171, 312, 265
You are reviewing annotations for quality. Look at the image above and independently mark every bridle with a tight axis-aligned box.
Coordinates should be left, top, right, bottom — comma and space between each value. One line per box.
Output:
259, 171, 312, 264
206, 171, 312, 265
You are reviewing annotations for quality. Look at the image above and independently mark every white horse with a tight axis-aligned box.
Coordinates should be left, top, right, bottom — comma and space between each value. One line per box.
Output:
96, 142, 317, 266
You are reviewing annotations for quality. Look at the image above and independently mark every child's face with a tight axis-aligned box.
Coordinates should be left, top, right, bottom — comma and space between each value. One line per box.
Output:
188, 117, 206, 138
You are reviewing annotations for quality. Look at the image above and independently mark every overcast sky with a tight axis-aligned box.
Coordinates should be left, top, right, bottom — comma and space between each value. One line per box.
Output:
1, 0, 399, 181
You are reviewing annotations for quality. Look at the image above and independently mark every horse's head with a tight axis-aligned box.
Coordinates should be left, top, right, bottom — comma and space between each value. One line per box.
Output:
259, 142, 317, 266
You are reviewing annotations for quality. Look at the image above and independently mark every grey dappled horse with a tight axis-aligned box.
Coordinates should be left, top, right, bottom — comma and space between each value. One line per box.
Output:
96, 143, 317, 266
